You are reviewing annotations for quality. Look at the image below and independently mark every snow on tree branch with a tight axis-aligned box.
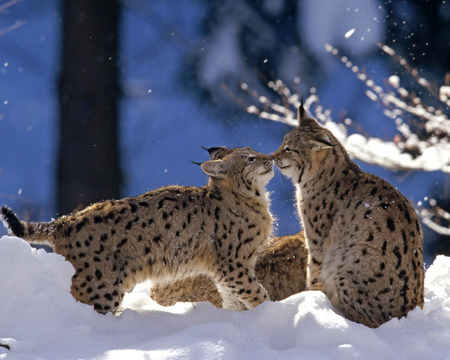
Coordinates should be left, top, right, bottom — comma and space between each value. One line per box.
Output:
0, 0, 25, 36
233, 44, 450, 174
419, 199, 450, 236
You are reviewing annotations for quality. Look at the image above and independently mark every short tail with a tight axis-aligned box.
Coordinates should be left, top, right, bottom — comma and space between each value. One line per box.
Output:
1, 206, 55, 243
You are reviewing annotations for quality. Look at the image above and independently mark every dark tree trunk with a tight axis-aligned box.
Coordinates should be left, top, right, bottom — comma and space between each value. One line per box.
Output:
57, 0, 121, 215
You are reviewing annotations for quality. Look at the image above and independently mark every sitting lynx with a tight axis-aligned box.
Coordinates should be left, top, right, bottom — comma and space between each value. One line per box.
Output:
272, 104, 424, 328
150, 232, 308, 307
1, 147, 274, 313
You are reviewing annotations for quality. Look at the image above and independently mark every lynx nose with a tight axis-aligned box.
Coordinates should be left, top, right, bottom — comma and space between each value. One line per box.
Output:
271, 154, 281, 167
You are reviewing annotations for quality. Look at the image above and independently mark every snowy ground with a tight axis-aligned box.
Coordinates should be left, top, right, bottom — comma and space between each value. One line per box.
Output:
1, 236, 450, 360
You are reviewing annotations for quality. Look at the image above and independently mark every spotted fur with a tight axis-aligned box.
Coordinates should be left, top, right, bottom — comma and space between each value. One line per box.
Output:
150, 231, 308, 307
272, 106, 424, 328
1, 147, 274, 313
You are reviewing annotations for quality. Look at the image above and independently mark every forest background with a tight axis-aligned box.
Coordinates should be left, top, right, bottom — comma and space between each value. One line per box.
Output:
0, 0, 448, 264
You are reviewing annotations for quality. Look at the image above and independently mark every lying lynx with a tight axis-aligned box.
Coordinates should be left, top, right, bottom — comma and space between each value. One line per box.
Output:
272, 104, 424, 327
1, 147, 274, 313
150, 232, 308, 307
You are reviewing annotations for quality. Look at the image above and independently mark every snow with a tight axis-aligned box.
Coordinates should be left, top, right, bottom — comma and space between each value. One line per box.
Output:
440, 86, 450, 103
388, 75, 400, 88
1, 235, 450, 360
343, 134, 450, 173
344, 28, 356, 38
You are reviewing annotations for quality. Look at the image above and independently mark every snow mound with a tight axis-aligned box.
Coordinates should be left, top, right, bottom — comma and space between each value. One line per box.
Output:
1, 236, 450, 360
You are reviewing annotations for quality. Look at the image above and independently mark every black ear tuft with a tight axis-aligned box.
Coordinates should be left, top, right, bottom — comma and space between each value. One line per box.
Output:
298, 99, 320, 128
201, 146, 228, 160
191, 161, 202, 166
298, 97, 305, 126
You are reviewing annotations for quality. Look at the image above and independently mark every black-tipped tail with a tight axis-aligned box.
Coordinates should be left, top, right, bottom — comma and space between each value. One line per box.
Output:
1, 206, 25, 238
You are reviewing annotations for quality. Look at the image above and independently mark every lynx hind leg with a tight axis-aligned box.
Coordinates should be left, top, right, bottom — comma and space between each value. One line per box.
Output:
256, 232, 308, 301
215, 265, 269, 310
326, 275, 386, 328
150, 275, 222, 308
70, 270, 125, 314
150, 282, 180, 307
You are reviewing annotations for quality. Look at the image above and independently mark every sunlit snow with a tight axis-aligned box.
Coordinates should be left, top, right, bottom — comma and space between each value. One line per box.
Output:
344, 28, 356, 38
1, 236, 450, 360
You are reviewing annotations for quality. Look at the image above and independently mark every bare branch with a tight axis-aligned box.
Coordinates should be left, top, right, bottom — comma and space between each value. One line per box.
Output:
420, 207, 450, 236
0, 19, 26, 36
0, 0, 22, 14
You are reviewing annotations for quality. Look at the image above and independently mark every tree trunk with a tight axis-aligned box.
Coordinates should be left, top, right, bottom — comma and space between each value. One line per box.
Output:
57, 0, 121, 215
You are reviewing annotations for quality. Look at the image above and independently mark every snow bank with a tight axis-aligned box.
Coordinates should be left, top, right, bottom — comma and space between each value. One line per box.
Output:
1, 236, 450, 360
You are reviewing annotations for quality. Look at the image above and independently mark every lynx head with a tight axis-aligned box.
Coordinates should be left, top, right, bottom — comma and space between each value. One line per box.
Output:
200, 147, 273, 198
272, 104, 344, 185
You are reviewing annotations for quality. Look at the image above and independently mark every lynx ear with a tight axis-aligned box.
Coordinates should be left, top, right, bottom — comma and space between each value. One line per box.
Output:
201, 146, 228, 160
201, 160, 227, 178
310, 133, 335, 151
298, 98, 316, 127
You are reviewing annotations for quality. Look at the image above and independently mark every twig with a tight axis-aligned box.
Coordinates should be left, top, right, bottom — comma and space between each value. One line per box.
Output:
0, 0, 21, 14
0, 343, 10, 350
0, 19, 26, 36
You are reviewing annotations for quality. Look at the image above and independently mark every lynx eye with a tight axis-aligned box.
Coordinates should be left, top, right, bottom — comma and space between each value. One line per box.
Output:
247, 156, 256, 163
284, 145, 292, 153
